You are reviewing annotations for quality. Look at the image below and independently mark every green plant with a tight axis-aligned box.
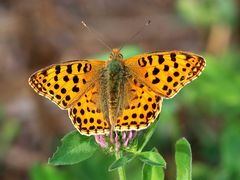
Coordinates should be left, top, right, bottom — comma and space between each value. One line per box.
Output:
48, 130, 192, 180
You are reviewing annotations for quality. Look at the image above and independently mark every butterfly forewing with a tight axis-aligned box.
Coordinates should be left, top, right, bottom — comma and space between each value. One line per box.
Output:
29, 60, 105, 109
124, 51, 206, 98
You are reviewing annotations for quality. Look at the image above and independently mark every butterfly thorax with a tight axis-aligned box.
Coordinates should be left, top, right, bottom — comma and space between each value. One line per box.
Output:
99, 49, 128, 129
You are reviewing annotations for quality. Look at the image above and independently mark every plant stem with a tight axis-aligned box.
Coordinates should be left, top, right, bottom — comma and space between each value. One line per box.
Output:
138, 119, 158, 152
115, 151, 127, 180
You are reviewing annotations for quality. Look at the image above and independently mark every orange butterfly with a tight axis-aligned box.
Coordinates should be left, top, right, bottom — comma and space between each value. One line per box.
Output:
29, 48, 205, 136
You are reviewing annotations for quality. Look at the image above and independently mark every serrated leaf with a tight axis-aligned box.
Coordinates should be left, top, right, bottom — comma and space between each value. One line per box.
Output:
108, 153, 135, 171
48, 131, 98, 165
175, 137, 192, 180
138, 151, 166, 167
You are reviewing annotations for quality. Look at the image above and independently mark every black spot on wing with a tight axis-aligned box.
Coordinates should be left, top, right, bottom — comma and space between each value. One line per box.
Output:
77, 63, 82, 72
158, 55, 164, 64
73, 75, 79, 83
55, 65, 61, 74
83, 63, 92, 73
152, 67, 160, 75
170, 53, 176, 61
173, 72, 180, 77
42, 70, 47, 76
67, 64, 72, 74
147, 56, 153, 65
163, 65, 169, 71
167, 76, 172, 82
152, 77, 160, 84
138, 57, 147, 67
63, 75, 69, 82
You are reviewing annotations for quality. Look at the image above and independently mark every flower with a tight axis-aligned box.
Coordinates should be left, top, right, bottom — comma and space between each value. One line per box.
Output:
94, 130, 137, 151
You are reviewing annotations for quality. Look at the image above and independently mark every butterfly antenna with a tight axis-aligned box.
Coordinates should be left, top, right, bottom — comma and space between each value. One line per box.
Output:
81, 21, 112, 51
119, 20, 151, 51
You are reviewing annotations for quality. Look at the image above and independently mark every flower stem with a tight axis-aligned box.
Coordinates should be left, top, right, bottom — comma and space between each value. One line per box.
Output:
115, 151, 126, 180
138, 119, 158, 152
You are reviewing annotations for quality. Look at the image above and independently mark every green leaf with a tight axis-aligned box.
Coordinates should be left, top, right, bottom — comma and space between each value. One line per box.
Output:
175, 138, 192, 180
48, 131, 98, 165
142, 148, 165, 180
108, 153, 135, 171
142, 163, 165, 180
138, 151, 166, 167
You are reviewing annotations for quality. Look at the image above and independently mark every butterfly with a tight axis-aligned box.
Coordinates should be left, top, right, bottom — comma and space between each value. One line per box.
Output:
29, 48, 205, 136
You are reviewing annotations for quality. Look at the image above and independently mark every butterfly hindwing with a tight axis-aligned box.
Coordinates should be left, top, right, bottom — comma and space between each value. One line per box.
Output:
68, 83, 110, 136
115, 77, 163, 131
124, 51, 205, 98
29, 60, 105, 109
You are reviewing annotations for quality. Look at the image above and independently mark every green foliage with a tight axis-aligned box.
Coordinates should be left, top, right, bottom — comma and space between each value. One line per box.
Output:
47, 129, 192, 180
142, 163, 165, 180
142, 148, 165, 180
30, 164, 70, 180
108, 153, 135, 171
175, 138, 192, 180
137, 118, 159, 152
220, 123, 240, 179
138, 151, 166, 167
161, 50, 240, 180
177, 0, 237, 26
48, 131, 98, 165
0, 107, 20, 161
185, 52, 240, 114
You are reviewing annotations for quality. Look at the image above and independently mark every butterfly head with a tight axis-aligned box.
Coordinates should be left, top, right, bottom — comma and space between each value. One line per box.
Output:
109, 48, 123, 61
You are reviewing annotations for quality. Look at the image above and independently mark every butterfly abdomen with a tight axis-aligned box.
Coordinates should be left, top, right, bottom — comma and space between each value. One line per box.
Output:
99, 58, 128, 128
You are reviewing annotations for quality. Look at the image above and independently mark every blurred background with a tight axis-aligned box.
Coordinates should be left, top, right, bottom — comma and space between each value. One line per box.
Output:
0, 0, 240, 179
